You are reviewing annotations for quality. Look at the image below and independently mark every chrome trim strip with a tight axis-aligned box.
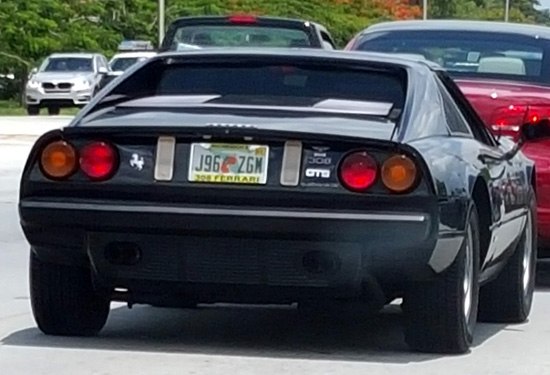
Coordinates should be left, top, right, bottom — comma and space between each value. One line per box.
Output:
118, 98, 394, 117
280, 140, 302, 187
154, 136, 176, 181
22, 201, 427, 222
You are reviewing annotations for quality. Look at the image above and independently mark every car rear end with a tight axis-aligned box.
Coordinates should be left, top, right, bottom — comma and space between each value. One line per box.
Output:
20, 52, 441, 308
348, 22, 550, 253
160, 15, 326, 51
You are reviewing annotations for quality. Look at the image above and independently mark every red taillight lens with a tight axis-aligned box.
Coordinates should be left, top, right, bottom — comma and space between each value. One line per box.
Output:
524, 105, 550, 125
228, 14, 257, 24
79, 142, 117, 180
490, 105, 527, 134
491, 104, 550, 140
339, 152, 378, 191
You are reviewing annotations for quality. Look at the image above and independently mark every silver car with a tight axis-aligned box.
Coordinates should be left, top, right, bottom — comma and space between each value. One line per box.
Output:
25, 53, 110, 115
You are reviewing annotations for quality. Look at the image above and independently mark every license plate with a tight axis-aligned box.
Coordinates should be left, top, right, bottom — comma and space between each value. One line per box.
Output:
188, 143, 269, 184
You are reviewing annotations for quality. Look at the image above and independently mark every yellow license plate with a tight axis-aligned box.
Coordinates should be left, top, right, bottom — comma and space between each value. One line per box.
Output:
188, 143, 269, 184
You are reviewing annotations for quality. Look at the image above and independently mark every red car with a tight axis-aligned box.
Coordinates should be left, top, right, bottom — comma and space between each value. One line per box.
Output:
346, 20, 550, 254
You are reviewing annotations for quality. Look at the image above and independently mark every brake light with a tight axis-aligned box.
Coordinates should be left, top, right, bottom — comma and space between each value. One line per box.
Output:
79, 142, 117, 180
525, 105, 550, 125
338, 151, 378, 191
491, 104, 550, 140
381, 155, 418, 193
228, 15, 257, 24
40, 140, 77, 180
490, 105, 526, 133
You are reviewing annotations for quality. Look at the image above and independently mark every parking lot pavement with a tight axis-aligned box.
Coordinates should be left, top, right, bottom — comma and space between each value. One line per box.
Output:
0, 116, 73, 143
2, 117, 550, 374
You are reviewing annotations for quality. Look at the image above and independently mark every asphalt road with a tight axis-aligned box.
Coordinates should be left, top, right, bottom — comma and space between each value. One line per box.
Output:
1, 117, 550, 374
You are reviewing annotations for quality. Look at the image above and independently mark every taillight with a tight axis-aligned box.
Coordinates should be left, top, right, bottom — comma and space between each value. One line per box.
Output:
490, 105, 527, 135
338, 151, 378, 191
228, 14, 257, 24
381, 155, 418, 193
524, 105, 550, 125
40, 140, 77, 180
490, 104, 550, 140
79, 142, 117, 181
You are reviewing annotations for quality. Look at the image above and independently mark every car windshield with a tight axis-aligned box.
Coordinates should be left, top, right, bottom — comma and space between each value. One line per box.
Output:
110, 57, 142, 72
41, 57, 94, 72
169, 25, 311, 49
355, 30, 546, 83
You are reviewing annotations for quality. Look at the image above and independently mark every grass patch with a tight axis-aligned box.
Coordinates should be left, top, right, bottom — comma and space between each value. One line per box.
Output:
0, 100, 79, 116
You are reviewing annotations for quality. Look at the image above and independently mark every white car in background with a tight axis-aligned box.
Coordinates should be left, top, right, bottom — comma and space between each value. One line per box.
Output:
97, 41, 157, 92
109, 51, 157, 73
25, 52, 110, 115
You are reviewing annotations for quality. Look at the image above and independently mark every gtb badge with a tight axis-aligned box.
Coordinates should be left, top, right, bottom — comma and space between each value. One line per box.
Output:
305, 168, 331, 178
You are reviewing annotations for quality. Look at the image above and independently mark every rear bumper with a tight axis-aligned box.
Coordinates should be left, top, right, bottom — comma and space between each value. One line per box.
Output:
20, 200, 462, 303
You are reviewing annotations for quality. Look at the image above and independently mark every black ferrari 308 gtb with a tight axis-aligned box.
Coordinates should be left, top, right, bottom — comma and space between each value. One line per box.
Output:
19, 49, 538, 354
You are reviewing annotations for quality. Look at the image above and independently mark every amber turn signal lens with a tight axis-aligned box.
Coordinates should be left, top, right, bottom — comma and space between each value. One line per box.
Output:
40, 141, 77, 179
381, 155, 417, 193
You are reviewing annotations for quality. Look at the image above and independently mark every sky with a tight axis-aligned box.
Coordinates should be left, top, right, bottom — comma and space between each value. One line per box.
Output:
538, 0, 550, 9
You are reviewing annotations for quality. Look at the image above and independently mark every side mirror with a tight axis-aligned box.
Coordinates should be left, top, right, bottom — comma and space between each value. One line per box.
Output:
98, 67, 109, 75
498, 119, 550, 162
521, 119, 550, 142
485, 119, 550, 163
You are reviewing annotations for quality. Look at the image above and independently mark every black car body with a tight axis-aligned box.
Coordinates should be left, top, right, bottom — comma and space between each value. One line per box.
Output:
160, 15, 336, 50
19, 49, 537, 354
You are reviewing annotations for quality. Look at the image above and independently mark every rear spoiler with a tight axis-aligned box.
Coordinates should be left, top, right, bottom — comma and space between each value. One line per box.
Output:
115, 95, 400, 119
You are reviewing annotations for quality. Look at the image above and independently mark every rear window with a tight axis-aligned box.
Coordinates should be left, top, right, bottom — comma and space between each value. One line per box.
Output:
106, 61, 407, 115
356, 30, 547, 82
160, 64, 404, 108
169, 26, 311, 49
110, 57, 142, 72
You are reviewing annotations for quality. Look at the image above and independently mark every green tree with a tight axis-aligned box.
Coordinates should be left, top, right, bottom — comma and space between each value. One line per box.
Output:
1, 0, 549, 101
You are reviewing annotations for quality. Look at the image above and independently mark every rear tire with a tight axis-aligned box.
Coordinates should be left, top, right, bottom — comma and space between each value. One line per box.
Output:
478, 192, 536, 323
47, 107, 60, 116
404, 205, 480, 354
30, 251, 110, 336
27, 106, 39, 116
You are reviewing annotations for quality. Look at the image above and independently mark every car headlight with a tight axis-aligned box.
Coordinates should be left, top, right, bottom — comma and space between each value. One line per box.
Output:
27, 79, 40, 89
73, 79, 92, 90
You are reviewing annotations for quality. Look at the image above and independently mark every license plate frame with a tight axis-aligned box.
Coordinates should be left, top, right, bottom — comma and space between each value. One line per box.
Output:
187, 143, 270, 185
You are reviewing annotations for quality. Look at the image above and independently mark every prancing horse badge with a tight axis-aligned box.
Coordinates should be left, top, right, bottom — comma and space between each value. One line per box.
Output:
130, 153, 145, 171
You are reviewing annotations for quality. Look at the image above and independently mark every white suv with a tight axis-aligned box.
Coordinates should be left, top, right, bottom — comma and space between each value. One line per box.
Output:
25, 53, 110, 115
